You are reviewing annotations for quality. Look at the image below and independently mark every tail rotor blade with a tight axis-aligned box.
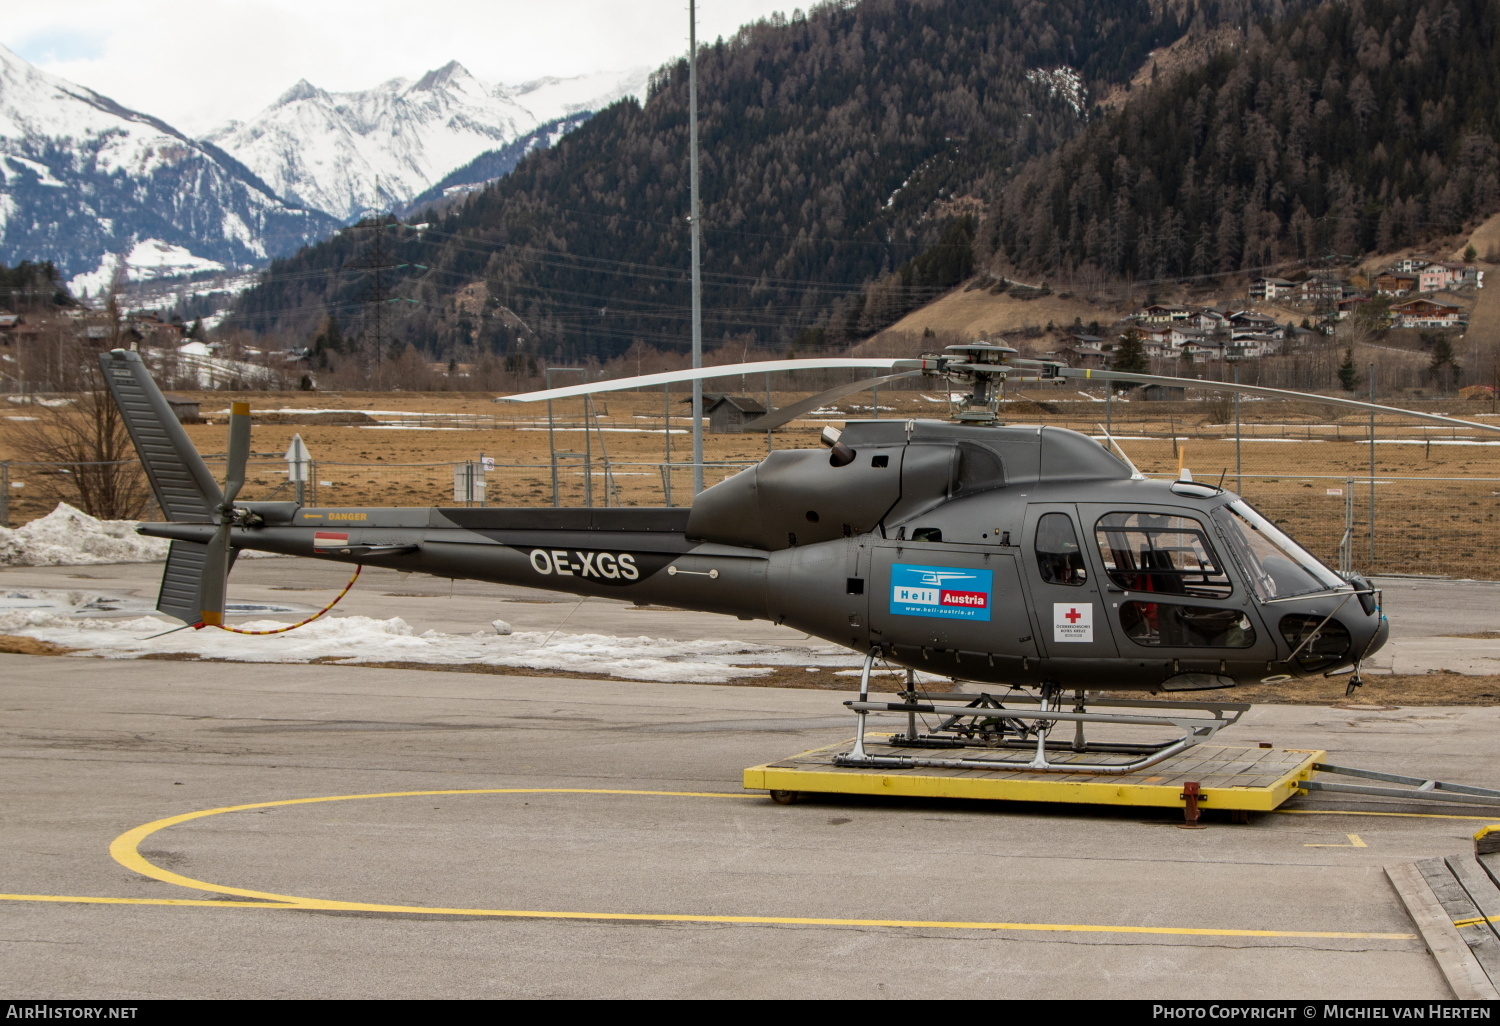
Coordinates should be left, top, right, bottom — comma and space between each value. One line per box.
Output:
223, 401, 251, 505
198, 523, 231, 626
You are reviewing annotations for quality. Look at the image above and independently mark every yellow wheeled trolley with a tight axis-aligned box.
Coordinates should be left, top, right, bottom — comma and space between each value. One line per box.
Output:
745, 738, 1324, 821
744, 653, 1324, 823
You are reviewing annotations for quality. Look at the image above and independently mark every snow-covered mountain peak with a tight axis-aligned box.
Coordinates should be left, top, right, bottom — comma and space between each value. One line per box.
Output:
411, 60, 479, 93
274, 79, 333, 107
206, 63, 647, 222
0, 44, 335, 290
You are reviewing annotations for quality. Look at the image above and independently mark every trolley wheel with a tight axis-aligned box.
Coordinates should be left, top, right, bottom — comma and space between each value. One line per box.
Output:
769, 790, 802, 805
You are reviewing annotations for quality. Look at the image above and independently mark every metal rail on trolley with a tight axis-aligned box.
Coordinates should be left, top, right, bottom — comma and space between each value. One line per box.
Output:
1301, 764, 1500, 808
831, 649, 1247, 775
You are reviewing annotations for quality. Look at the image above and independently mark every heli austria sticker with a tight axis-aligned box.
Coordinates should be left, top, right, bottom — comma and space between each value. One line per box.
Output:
1053, 602, 1094, 642
889, 563, 992, 621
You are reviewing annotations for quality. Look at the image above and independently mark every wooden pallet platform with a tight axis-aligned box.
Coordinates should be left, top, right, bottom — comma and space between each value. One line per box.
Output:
744, 738, 1323, 812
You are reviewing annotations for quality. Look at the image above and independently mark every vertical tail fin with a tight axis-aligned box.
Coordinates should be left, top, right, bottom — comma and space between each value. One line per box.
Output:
99, 349, 222, 523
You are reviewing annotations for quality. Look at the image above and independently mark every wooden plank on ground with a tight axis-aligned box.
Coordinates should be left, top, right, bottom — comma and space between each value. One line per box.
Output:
1388, 861, 1500, 1000
1446, 855, 1500, 948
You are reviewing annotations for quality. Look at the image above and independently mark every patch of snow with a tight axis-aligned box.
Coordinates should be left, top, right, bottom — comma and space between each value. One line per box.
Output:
0, 503, 168, 566
516, 427, 689, 434
1357, 439, 1500, 446
6, 395, 73, 407
1027, 66, 1088, 119
5, 154, 63, 186
67, 240, 226, 297
0, 611, 862, 683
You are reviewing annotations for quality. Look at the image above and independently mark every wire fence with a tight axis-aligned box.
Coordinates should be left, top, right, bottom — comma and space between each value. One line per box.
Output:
2, 457, 1497, 581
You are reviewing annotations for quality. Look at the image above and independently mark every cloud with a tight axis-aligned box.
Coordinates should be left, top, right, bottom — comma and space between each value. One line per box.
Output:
1, 0, 799, 136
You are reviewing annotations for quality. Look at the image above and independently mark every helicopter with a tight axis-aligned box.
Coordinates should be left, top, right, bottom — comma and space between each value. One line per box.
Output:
98, 343, 1500, 772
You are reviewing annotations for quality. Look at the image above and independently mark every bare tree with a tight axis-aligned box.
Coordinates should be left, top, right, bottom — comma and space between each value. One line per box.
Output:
10, 344, 152, 519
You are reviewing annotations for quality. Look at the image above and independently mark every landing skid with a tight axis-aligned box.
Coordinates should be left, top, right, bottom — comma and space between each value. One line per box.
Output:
832, 649, 1247, 775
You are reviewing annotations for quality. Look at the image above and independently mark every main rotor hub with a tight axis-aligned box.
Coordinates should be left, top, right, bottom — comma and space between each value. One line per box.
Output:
922, 341, 1020, 425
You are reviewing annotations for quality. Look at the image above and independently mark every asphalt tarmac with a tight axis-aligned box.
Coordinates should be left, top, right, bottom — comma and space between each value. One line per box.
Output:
3, 562, 1499, 998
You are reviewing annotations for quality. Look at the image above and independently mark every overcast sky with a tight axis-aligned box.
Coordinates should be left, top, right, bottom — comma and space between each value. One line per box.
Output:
3, 0, 799, 136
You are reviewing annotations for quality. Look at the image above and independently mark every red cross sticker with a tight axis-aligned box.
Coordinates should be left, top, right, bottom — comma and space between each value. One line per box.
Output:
1064, 608, 1083, 623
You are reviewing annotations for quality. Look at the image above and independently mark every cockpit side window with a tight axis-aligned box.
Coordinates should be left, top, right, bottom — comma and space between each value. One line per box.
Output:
1212, 501, 1346, 601
1035, 513, 1087, 586
1093, 513, 1232, 599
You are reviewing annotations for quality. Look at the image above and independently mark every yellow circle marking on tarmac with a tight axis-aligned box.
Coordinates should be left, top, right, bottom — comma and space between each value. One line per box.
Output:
88, 787, 1418, 941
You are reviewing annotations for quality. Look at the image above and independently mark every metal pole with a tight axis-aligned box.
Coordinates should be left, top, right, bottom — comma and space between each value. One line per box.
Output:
1233, 364, 1242, 494
0, 461, 8, 528
765, 371, 772, 454
546, 368, 559, 507
1105, 382, 1112, 439
872, 380, 879, 419
584, 394, 594, 508
1368, 364, 1376, 566
689, 0, 704, 495
663, 381, 672, 507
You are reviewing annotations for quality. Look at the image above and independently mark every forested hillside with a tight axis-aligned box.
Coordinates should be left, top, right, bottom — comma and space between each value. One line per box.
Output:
983, 0, 1500, 282
232, 0, 1191, 365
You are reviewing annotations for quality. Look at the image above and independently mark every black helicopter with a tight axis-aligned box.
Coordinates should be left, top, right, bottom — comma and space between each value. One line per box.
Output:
99, 344, 1497, 769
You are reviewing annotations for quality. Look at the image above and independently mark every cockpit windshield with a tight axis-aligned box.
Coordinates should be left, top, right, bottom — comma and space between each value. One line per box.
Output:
1211, 501, 1346, 601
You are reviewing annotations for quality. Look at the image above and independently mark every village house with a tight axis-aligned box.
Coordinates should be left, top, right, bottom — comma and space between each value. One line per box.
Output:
1195, 308, 1233, 332
1395, 256, 1437, 274
1168, 325, 1209, 348
685, 393, 768, 434
1374, 271, 1419, 296
1135, 303, 1194, 324
1179, 338, 1227, 363
1228, 311, 1281, 337
1389, 298, 1464, 329
1229, 335, 1281, 359
1056, 344, 1109, 369
1248, 276, 1296, 300
1296, 276, 1344, 304
1424, 261, 1481, 290
1335, 296, 1371, 320
1418, 266, 1450, 293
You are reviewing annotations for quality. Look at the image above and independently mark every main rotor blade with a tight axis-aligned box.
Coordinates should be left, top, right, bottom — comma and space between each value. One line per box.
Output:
198, 523, 231, 626
1044, 367, 1500, 435
223, 401, 251, 505
740, 371, 922, 432
498, 358, 927, 403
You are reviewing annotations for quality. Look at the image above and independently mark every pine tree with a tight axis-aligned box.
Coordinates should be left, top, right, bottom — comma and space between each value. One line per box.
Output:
1337, 349, 1360, 391
1428, 335, 1461, 393
1112, 328, 1148, 373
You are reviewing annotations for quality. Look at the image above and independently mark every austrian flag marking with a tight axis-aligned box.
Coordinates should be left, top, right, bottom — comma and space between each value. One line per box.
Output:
313, 531, 349, 551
